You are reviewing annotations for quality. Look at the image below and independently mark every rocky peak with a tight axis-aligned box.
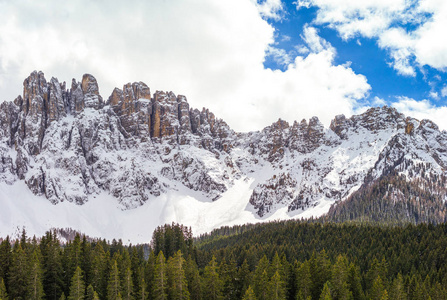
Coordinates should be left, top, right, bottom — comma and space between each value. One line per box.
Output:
81, 74, 103, 110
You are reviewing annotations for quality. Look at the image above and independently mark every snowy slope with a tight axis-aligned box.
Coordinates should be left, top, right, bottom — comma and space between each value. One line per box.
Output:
1, 71, 447, 241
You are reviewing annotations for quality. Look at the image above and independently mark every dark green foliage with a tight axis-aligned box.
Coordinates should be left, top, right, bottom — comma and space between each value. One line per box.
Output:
153, 252, 168, 300
2, 221, 447, 300
0, 277, 8, 300
108, 261, 122, 300
68, 266, 85, 300
201, 256, 223, 300
326, 172, 447, 224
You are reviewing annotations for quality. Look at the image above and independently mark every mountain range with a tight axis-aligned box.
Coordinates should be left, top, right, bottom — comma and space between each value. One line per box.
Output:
0, 71, 446, 241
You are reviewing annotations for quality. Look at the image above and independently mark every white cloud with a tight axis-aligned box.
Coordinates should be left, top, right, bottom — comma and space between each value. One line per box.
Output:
255, 0, 284, 21
300, 0, 447, 76
441, 85, 447, 97
301, 25, 334, 54
392, 97, 447, 130
0, 0, 370, 132
372, 96, 386, 106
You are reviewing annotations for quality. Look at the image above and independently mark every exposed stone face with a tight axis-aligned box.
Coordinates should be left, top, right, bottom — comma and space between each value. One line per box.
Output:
47, 77, 67, 123
110, 82, 152, 139
81, 74, 103, 109
3, 71, 447, 224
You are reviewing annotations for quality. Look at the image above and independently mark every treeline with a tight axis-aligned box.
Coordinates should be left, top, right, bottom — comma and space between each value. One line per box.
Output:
326, 171, 447, 225
1, 221, 447, 299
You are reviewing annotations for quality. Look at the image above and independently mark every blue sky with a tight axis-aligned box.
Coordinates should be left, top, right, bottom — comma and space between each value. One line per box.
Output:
0, 0, 447, 131
263, 0, 447, 109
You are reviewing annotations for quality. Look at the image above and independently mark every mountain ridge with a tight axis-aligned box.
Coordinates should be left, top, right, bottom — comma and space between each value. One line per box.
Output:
1, 71, 446, 239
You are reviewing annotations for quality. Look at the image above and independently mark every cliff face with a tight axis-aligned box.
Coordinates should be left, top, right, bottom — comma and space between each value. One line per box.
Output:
1, 71, 447, 224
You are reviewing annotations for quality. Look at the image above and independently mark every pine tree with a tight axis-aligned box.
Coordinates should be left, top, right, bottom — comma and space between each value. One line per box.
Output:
331, 255, 352, 300
0, 277, 8, 300
201, 256, 223, 300
60, 292, 66, 300
68, 266, 85, 300
253, 255, 269, 300
267, 271, 286, 300
296, 261, 312, 300
121, 267, 134, 300
8, 243, 27, 300
86, 285, 99, 300
28, 250, 45, 300
168, 250, 189, 300
41, 231, 63, 300
90, 243, 107, 299
108, 261, 122, 300
369, 276, 387, 300
185, 255, 201, 300
0, 237, 11, 287
319, 282, 332, 300
389, 273, 406, 300
153, 251, 168, 300
237, 259, 251, 300
242, 286, 257, 300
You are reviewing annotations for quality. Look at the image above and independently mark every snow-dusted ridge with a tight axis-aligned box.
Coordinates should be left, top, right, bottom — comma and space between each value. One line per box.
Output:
1, 71, 447, 241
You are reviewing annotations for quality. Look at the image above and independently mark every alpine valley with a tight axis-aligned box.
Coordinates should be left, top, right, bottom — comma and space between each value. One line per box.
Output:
1, 71, 446, 241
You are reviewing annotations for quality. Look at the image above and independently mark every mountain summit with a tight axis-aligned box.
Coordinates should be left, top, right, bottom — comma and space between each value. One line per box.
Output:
0, 71, 446, 239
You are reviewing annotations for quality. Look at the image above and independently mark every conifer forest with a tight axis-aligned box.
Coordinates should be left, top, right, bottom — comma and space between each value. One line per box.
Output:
1, 221, 447, 300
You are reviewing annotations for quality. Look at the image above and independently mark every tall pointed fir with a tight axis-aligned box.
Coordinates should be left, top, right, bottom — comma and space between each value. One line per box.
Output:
8, 243, 27, 299
86, 285, 100, 300
108, 261, 122, 300
319, 282, 333, 300
296, 261, 312, 300
153, 251, 168, 300
253, 256, 269, 300
0, 277, 8, 300
121, 267, 134, 300
91, 243, 108, 299
201, 256, 223, 300
40, 231, 63, 300
168, 250, 189, 300
185, 255, 201, 300
242, 286, 257, 300
267, 271, 286, 300
68, 266, 85, 300
28, 250, 45, 300
0, 237, 11, 288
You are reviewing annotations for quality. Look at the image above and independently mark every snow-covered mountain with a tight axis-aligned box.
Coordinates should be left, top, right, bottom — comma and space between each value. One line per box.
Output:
1, 71, 446, 241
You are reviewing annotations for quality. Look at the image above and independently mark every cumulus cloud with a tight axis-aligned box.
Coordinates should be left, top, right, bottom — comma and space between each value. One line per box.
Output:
392, 97, 447, 130
0, 0, 370, 132
299, 0, 447, 76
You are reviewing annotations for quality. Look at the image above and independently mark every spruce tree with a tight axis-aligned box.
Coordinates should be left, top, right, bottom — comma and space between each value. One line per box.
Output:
91, 243, 107, 299
153, 251, 168, 300
168, 250, 189, 300
0, 277, 8, 300
331, 255, 352, 300
389, 273, 406, 300
185, 255, 201, 300
369, 276, 387, 300
28, 250, 45, 300
86, 285, 99, 300
8, 243, 27, 299
253, 255, 269, 300
121, 267, 134, 300
319, 282, 332, 300
296, 261, 312, 300
201, 256, 223, 300
108, 261, 122, 300
242, 286, 256, 300
267, 271, 286, 300
0, 237, 11, 287
68, 266, 85, 300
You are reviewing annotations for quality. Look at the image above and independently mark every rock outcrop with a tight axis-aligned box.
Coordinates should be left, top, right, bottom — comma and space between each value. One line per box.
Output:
1, 71, 447, 223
